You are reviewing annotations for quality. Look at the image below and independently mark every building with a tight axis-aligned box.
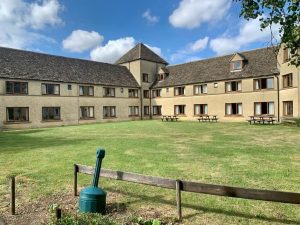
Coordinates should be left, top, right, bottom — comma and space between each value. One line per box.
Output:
0, 43, 299, 129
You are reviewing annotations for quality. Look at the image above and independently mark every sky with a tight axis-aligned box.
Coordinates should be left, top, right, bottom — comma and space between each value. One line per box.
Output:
0, 0, 280, 65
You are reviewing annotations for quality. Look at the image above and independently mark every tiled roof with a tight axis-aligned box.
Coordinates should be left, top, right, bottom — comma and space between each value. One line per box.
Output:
115, 43, 168, 65
0, 47, 139, 87
153, 47, 279, 88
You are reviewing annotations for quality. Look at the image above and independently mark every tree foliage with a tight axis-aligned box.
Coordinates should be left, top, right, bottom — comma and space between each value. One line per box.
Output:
235, 0, 300, 66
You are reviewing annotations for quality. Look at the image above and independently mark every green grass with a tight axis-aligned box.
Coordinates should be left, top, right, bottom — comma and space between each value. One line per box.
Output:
0, 121, 300, 224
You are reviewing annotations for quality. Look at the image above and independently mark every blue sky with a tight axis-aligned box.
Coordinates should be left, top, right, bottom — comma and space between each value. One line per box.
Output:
0, 0, 278, 64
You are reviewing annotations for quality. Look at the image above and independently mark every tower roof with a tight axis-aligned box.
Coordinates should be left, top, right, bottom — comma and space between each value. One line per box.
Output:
115, 43, 168, 65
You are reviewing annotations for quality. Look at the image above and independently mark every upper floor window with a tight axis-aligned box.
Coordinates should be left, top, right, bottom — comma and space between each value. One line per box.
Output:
6, 107, 29, 122
157, 74, 164, 81
143, 90, 150, 98
103, 106, 116, 118
254, 102, 274, 116
254, 78, 274, 90
194, 84, 207, 95
152, 89, 161, 98
231, 61, 242, 71
214, 83, 218, 88
174, 105, 185, 115
103, 87, 115, 97
174, 86, 185, 96
283, 48, 291, 63
68, 84, 72, 90
80, 106, 94, 119
129, 106, 139, 116
6, 81, 28, 95
42, 107, 61, 121
194, 104, 208, 115
42, 83, 60, 95
128, 89, 139, 98
142, 73, 149, 82
153, 106, 162, 116
226, 103, 242, 116
79, 85, 94, 96
283, 74, 293, 88
225, 81, 242, 92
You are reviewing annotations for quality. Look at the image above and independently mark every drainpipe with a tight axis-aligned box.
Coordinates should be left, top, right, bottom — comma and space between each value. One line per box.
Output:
139, 87, 143, 120
149, 87, 152, 120
275, 75, 280, 122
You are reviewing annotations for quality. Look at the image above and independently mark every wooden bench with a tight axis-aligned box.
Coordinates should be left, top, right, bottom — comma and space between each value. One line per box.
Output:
198, 115, 218, 122
162, 115, 179, 122
248, 116, 276, 125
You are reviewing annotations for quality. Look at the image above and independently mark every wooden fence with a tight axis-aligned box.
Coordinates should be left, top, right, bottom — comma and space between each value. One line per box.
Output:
74, 164, 300, 220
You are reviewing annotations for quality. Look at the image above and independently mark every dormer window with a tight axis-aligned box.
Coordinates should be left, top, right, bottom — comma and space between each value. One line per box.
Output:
230, 53, 245, 72
157, 74, 164, 81
233, 61, 242, 70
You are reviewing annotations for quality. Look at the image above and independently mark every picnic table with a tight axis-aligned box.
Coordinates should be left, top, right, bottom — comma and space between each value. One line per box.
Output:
247, 115, 276, 125
161, 115, 179, 122
197, 115, 218, 122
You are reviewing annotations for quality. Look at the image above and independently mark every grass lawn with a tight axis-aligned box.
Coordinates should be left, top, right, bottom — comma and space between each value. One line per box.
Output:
0, 121, 299, 224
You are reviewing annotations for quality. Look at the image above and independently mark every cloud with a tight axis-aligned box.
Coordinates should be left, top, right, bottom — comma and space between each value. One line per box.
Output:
188, 37, 209, 52
0, 0, 63, 49
169, 0, 231, 29
145, 44, 162, 57
62, 30, 104, 53
142, 9, 159, 24
210, 18, 280, 55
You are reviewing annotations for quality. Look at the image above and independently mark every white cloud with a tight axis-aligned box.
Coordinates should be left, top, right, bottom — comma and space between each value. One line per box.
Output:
188, 37, 209, 52
145, 44, 162, 57
142, 9, 159, 24
62, 30, 104, 53
210, 18, 280, 55
169, 0, 231, 29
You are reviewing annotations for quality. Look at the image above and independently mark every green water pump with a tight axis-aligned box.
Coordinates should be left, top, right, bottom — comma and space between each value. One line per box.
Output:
79, 149, 107, 213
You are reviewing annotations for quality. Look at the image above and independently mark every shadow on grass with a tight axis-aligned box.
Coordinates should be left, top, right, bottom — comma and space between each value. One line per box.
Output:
105, 187, 299, 225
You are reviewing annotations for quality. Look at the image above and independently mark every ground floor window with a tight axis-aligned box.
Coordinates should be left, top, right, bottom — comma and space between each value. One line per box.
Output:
103, 106, 116, 118
144, 106, 150, 116
80, 106, 94, 119
129, 106, 139, 116
194, 104, 208, 115
283, 101, 293, 116
6, 107, 29, 122
153, 106, 162, 115
225, 103, 242, 115
174, 105, 185, 115
42, 107, 60, 120
254, 102, 274, 115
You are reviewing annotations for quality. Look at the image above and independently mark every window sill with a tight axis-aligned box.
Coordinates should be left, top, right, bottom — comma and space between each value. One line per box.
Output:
128, 97, 139, 98
103, 117, 117, 119
79, 118, 95, 120
41, 120, 62, 123
194, 93, 207, 96
282, 86, 294, 90
103, 96, 115, 98
4, 121, 31, 124
175, 114, 186, 117
174, 95, 185, 97
253, 89, 274, 92
152, 114, 162, 116
5, 93, 28, 96
79, 95, 95, 97
224, 115, 244, 117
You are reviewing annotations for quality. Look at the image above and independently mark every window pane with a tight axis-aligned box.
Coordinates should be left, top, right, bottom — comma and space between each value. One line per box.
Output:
204, 105, 208, 114
237, 81, 242, 91
254, 80, 260, 90
14, 82, 21, 93
226, 104, 231, 115
89, 87, 94, 95
226, 83, 231, 92
89, 107, 94, 117
195, 105, 199, 115
42, 84, 47, 94
238, 104, 242, 115
267, 78, 274, 89
268, 102, 274, 115
6, 82, 14, 94
79, 87, 83, 95
255, 103, 261, 115
203, 85, 207, 93
54, 85, 59, 94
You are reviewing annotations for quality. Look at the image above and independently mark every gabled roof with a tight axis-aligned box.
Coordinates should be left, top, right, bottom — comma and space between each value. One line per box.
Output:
0, 47, 139, 87
153, 47, 279, 88
115, 43, 168, 65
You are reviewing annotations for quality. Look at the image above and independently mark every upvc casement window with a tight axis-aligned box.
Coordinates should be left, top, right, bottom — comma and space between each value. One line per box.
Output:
103, 87, 115, 97
254, 78, 274, 90
129, 106, 139, 116
152, 89, 161, 98
143, 90, 150, 98
128, 89, 139, 98
194, 104, 208, 115
142, 73, 149, 82
283, 101, 293, 116
254, 102, 274, 116
283, 74, 293, 88
174, 105, 185, 115
225, 81, 242, 92
79, 86, 94, 96
225, 103, 243, 116
174, 86, 185, 96
194, 84, 207, 95
80, 106, 94, 119
144, 106, 150, 116
42, 107, 60, 121
153, 106, 162, 116
6, 107, 29, 122
41, 83, 60, 95
103, 106, 116, 118
6, 81, 28, 95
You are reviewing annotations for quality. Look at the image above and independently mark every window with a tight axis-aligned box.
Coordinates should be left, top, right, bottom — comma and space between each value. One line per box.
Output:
153, 106, 162, 116
120, 88, 124, 93
231, 61, 242, 71
194, 104, 208, 115
42, 107, 60, 121
283, 101, 293, 116
225, 103, 243, 115
152, 89, 161, 98
214, 83, 218, 88
283, 74, 293, 88
194, 84, 207, 95
254, 78, 274, 90
166, 88, 169, 92
174, 105, 185, 115
80, 106, 94, 119
174, 86, 185, 96
103, 87, 115, 97
254, 102, 274, 115
79, 86, 94, 96
129, 106, 139, 116
225, 81, 242, 92
42, 83, 60, 95
157, 74, 164, 81
283, 48, 291, 63
103, 106, 116, 118
143, 90, 150, 98
144, 106, 150, 116
128, 89, 139, 98
68, 84, 72, 90
6, 81, 28, 95
6, 107, 29, 122
142, 73, 149, 82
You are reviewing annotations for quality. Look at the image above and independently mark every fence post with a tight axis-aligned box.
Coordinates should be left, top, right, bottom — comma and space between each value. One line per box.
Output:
74, 164, 78, 196
10, 176, 16, 215
175, 180, 182, 221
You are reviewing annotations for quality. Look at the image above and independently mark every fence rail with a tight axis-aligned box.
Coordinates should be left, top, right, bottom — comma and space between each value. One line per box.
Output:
74, 164, 300, 220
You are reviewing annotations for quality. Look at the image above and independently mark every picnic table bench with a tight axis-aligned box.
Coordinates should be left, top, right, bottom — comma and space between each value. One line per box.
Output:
161, 115, 179, 122
197, 115, 218, 122
247, 115, 276, 125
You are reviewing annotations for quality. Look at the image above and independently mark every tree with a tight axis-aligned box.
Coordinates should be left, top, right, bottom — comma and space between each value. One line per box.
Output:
235, 0, 300, 66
